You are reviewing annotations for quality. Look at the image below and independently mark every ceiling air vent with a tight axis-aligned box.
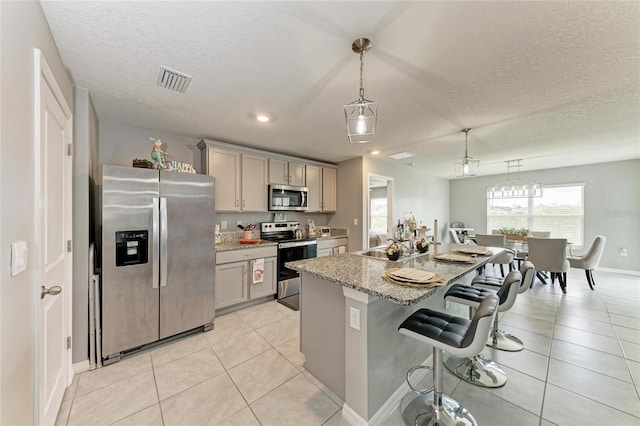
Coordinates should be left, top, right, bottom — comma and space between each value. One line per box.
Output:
389, 152, 416, 160
156, 66, 192, 93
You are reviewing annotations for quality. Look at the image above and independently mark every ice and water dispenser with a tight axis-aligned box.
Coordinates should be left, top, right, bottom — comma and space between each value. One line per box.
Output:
115, 230, 149, 266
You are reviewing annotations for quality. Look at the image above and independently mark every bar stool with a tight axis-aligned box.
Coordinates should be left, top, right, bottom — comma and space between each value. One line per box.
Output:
442, 271, 521, 388
398, 294, 499, 426
472, 261, 535, 351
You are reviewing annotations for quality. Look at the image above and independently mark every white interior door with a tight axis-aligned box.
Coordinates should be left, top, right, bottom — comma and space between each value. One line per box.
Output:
35, 49, 73, 426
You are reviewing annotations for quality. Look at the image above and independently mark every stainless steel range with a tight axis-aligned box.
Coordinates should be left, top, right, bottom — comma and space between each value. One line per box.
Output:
261, 221, 317, 311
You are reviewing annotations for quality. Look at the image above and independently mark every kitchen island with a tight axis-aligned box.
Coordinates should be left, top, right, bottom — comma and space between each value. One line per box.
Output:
287, 244, 502, 425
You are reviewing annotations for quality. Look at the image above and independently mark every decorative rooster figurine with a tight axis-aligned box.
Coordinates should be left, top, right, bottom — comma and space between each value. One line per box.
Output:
150, 137, 166, 169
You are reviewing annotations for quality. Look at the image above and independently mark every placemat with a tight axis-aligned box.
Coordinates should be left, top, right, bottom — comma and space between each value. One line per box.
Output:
382, 274, 447, 288
453, 247, 494, 256
432, 253, 477, 263
385, 267, 438, 283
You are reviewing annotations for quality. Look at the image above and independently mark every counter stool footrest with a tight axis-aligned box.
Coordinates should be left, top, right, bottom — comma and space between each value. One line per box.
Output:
406, 365, 435, 395
444, 354, 507, 388
401, 392, 477, 426
487, 329, 524, 352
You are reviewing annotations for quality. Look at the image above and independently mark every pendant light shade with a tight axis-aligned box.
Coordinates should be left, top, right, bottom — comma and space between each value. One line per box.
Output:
454, 128, 480, 177
487, 159, 543, 199
344, 38, 378, 144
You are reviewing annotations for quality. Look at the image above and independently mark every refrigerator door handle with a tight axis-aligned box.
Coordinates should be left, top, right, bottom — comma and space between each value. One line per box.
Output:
152, 197, 160, 289
160, 197, 168, 287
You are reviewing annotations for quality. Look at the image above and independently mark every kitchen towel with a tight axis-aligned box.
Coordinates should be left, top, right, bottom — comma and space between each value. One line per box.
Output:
252, 258, 264, 284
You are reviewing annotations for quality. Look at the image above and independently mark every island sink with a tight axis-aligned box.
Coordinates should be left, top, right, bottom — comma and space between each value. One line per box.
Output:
354, 249, 429, 261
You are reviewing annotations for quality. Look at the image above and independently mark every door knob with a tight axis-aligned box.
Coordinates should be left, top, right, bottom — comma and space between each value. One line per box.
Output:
41, 285, 62, 299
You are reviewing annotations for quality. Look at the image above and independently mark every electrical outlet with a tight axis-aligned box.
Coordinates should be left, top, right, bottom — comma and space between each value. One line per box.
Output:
349, 307, 360, 330
353, 218, 358, 226
620, 248, 628, 257
236, 220, 242, 226
221, 221, 227, 230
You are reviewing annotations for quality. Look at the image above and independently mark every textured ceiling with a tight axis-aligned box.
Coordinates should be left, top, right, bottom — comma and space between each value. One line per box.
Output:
40, 1, 640, 178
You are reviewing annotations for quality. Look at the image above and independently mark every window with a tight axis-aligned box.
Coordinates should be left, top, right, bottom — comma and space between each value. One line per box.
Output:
487, 184, 584, 246
370, 197, 388, 232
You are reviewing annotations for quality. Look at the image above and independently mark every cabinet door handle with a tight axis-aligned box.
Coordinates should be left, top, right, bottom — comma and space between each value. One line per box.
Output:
235, 199, 239, 207
242, 200, 246, 208
289, 175, 292, 182
284, 174, 288, 182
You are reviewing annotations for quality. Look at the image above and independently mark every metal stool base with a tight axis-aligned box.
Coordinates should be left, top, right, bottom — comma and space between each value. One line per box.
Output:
487, 329, 524, 352
444, 354, 507, 388
401, 391, 477, 426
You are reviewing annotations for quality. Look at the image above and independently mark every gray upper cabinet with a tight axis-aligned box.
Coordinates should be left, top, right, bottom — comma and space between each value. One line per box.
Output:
199, 139, 334, 213
241, 154, 268, 211
201, 146, 241, 211
269, 158, 306, 186
306, 165, 337, 212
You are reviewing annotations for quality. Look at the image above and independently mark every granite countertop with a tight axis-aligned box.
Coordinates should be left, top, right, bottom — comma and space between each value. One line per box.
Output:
216, 240, 278, 252
286, 243, 503, 306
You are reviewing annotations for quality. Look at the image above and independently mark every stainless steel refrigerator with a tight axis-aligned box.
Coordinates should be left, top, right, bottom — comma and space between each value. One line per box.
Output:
101, 165, 215, 363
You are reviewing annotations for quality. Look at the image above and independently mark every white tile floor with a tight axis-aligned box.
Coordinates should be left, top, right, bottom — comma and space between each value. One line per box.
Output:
56, 268, 640, 426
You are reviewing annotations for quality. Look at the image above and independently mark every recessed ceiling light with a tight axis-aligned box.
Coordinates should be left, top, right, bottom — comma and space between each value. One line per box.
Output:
370, 150, 381, 155
389, 152, 416, 160
256, 114, 270, 123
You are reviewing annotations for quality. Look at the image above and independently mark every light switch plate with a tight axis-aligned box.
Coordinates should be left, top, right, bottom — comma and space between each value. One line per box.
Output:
10, 241, 28, 276
349, 307, 360, 330
221, 220, 227, 230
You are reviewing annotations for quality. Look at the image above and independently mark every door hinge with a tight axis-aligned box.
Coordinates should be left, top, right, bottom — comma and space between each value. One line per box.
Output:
67, 240, 72, 252
67, 143, 73, 156
67, 336, 71, 350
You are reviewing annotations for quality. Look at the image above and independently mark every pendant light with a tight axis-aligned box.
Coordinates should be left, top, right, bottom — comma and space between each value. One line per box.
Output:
344, 38, 378, 144
454, 128, 480, 177
486, 159, 543, 199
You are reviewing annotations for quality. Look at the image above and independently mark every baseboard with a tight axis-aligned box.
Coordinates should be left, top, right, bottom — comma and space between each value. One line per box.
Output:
342, 403, 367, 426
597, 267, 640, 276
341, 355, 433, 426
73, 359, 90, 375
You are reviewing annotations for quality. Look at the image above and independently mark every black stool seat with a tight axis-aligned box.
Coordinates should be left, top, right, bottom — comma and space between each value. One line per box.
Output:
470, 274, 504, 289
445, 284, 498, 305
398, 309, 472, 350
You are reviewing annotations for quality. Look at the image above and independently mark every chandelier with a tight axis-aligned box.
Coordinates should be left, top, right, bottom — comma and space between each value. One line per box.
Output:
344, 38, 378, 144
487, 159, 543, 199
453, 128, 480, 177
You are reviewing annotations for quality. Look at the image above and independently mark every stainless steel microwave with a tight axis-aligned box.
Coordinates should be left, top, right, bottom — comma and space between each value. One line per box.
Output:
268, 184, 308, 211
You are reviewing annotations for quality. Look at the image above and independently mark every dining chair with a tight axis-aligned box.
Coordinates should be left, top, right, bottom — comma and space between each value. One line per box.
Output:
449, 229, 462, 244
568, 235, 606, 290
526, 237, 570, 294
530, 231, 551, 238
475, 234, 515, 277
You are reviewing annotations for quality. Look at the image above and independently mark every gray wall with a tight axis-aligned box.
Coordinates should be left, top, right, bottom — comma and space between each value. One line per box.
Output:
329, 157, 364, 252
0, 1, 74, 424
364, 157, 450, 243
450, 159, 640, 271
98, 120, 203, 183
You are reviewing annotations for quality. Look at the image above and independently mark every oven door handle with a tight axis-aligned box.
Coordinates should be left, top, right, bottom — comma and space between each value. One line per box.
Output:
279, 241, 317, 249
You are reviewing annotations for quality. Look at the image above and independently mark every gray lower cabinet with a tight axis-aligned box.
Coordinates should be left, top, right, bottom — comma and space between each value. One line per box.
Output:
317, 237, 348, 257
215, 246, 278, 309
